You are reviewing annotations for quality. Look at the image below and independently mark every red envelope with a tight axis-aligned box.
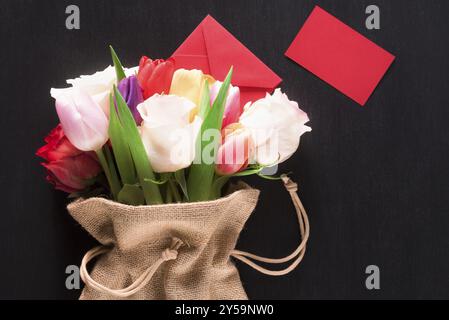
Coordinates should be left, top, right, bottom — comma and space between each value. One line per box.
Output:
285, 6, 395, 106
171, 15, 282, 105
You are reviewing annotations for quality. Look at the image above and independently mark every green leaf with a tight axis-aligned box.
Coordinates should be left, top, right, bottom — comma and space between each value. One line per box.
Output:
95, 147, 121, 200
168, 179, 182, 203
165, 186, 173, 203
114, 86, 163, 204
108, 95, 136, 185
103, 145, 122, 190
210, 175, 230, 200
232, 167, 264, 177
110, 45, 126, 82
198, 80, 210, 119
187, 67, 233, 201
174, 169, 189, 200
118, 184, 145, 206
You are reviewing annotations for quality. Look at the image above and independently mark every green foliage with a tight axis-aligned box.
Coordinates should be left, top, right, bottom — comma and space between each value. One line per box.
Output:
110, 45, 126, 82
187, 68, 233, 201
113, 86, 162, 204
118, 184, 145, 206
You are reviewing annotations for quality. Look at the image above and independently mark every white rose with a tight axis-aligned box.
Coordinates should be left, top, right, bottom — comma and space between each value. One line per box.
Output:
67, 65, 138, 116
239, 89, 311, 165
137, 94, 202, 173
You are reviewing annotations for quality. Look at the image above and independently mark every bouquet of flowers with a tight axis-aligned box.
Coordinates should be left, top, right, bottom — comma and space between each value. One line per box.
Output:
37, 45, 311, 300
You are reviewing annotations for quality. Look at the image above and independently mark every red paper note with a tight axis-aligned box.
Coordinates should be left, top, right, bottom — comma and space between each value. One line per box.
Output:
285, 6, 395, 106
172, 15, 282, 105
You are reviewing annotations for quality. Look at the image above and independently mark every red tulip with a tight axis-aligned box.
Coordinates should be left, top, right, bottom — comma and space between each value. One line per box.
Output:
37, 125, 102, 193
137, 56, 175, 99
216, 124, 254, 176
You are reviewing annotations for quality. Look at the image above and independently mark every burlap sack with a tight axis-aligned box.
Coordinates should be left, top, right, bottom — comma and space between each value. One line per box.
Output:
68, 177, 309, 300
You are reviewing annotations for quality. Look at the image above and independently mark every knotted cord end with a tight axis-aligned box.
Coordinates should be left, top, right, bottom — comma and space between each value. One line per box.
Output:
161, 248, 178, 261
162, 237, 184, 261
281, 174, 298, 192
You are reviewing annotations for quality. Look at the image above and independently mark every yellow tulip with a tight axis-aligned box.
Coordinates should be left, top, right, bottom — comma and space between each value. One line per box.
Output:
169, 69, 214, 107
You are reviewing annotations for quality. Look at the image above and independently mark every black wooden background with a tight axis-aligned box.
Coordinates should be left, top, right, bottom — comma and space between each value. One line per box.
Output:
1, 0, 448, 300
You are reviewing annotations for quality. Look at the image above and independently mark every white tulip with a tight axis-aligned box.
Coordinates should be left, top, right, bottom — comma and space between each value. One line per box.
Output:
137, 94, 202, 173
239, 89, 311, 166
67, 65, 138, 116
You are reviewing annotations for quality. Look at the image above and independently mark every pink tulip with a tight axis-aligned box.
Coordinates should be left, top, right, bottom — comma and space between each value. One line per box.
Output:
210, 81, 242, 128
50, 88, 109, 152
216, 124, 253, 176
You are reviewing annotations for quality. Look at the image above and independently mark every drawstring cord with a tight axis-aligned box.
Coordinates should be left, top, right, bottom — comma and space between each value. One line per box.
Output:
80, 238, 183, 298
230, 175, 310, 276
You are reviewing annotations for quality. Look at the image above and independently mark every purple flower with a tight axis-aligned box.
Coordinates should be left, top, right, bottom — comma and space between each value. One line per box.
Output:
118, 75, 144, 124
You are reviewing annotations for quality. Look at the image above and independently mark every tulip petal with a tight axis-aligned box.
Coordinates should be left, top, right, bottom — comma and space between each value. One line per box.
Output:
210, 81, 242, 128
66, 65, 138, 115
169, 69, 205, 106
216, 127, 252, 176
137, 94, 202, 173
137, 57, 175, 99
51, 88, 109, 152
137, 94, 196, 126
239, 89, 311, 165
118, 75, 144, 124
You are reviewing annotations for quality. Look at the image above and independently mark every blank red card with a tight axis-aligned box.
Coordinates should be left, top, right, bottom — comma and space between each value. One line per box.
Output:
285, 6, 395, 106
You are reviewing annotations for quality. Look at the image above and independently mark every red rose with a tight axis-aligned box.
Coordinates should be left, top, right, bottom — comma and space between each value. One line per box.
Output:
137, 56, 175, 99
36, 124, 82, 161
37, 125, 102, 193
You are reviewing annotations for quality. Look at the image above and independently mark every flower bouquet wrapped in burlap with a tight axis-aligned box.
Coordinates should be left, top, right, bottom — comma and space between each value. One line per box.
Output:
37, 16, 311, 300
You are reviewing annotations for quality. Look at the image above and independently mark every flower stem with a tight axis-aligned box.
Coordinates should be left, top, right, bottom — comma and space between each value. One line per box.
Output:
96, 147, 121, 200
210, 175, 230, 200
165, 186, 173, 203
168, 178, 182, 203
